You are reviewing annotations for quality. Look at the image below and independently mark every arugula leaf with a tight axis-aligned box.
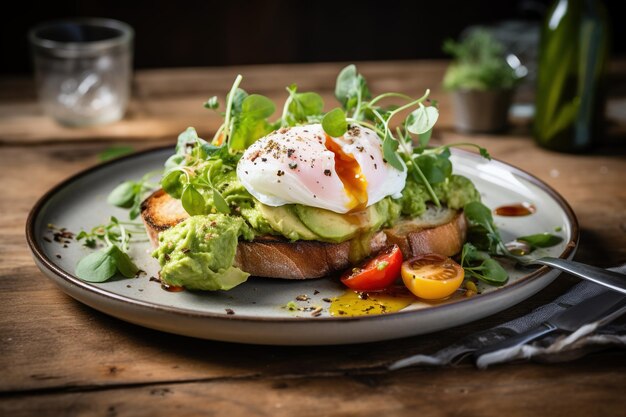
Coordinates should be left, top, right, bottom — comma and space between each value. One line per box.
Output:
461, 242, 490, 263
481, 258, 508, 283
460, 243, 508, 286
517, 233, 563, 249
322, 108, 348, 137
464, 201, 506, 253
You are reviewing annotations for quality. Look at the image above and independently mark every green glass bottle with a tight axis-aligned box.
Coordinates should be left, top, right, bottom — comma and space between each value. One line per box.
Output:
533, 0, 610, 152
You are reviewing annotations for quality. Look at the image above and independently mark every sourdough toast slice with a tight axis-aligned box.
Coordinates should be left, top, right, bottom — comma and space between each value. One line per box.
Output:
141, 189, 467, 279
141, 189, 189, 245
385, 206, 467, 258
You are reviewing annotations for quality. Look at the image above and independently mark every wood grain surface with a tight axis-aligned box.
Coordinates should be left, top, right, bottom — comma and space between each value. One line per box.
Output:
1, 61, 625, 416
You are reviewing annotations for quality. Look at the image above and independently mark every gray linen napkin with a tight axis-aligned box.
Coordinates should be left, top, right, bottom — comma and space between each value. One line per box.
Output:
389, 264, 626, 370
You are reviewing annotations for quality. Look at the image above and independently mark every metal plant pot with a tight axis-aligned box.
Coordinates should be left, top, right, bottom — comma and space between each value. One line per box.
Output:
451, 89, 513, 133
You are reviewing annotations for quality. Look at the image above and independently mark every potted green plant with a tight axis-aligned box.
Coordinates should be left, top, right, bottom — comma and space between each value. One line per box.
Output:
443, 30, 522, 133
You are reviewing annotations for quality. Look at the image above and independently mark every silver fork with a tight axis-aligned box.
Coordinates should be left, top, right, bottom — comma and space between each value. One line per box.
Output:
521, 257, 626, 295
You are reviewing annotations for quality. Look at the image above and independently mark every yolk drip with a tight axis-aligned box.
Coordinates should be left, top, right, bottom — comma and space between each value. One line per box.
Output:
324, 135, 368, 212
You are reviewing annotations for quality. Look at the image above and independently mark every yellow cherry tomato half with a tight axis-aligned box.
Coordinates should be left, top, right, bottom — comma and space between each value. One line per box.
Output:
401, 254, 464, 300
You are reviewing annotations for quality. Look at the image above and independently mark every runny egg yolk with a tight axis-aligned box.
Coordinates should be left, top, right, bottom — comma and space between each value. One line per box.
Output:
324, 135, 368, 212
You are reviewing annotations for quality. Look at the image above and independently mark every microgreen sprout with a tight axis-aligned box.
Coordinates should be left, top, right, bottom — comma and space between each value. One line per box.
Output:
321, 65, 491, 207
107, 170, 161, 219
75, 217, 145, 283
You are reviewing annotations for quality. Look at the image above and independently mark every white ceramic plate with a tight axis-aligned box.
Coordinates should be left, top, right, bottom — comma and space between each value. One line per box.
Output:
27, 147, 578, 345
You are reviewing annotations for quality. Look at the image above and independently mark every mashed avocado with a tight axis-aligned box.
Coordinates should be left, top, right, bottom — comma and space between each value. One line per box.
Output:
193, 159, 275, 235
442, 175, 481, 209
394, 174, 480, 217
154, 214, 254, 291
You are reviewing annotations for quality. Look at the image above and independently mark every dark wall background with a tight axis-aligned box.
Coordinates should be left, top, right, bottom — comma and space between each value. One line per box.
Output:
2, 0, 623, 75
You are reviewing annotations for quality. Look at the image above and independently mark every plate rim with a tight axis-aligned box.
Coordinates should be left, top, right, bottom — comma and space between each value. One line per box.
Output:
26, 146, 580, 323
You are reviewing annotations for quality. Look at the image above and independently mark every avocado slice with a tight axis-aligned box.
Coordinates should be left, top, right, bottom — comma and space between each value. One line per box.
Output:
294, 205, 380, 243
256, 203, 320, 241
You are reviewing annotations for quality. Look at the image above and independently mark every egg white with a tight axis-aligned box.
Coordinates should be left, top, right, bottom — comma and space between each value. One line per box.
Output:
236, 124, 406, 213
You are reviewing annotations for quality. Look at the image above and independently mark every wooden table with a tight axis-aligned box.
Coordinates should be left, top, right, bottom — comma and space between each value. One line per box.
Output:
1, 61, 625, 416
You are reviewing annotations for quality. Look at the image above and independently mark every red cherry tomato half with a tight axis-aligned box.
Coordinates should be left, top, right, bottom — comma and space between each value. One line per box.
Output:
340, 245, 403, 291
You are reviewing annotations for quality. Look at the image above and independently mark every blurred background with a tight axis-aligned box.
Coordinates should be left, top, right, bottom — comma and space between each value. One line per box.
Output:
3, 0, 625, 151
3, 0, 624, 75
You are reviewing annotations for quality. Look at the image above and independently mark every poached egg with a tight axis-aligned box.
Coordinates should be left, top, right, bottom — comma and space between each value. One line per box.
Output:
236, 124, 406, 214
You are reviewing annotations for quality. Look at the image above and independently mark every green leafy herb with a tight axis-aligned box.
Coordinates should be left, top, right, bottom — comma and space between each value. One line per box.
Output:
460, 243, 508, 286
75, 217, 143, 283
229, 94, 276, 150
382, 131, 404, 171
335, 64, 371, 114
406, 105, 439, 135
181, 185, 205, 215
414, 153, 452, 184
108, 245, 139, 278
322, 108, 348, 137
464, 201, 507, 254
107, 170, 160, 220
204, 75, 277, 151
98, 146, 134, 162
460, 204, 563, 287
281, 84, 324, 126
517, 233, 563, 249
107, 181, 136, 208
158, 125, 238, 216
75, 247, 118, 282
242, 94, 276, 119
212, 188, 231, 214
161, 169, 185, 199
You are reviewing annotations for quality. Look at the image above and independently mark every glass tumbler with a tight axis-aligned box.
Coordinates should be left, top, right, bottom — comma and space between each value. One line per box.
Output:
29, 18, 133, 127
